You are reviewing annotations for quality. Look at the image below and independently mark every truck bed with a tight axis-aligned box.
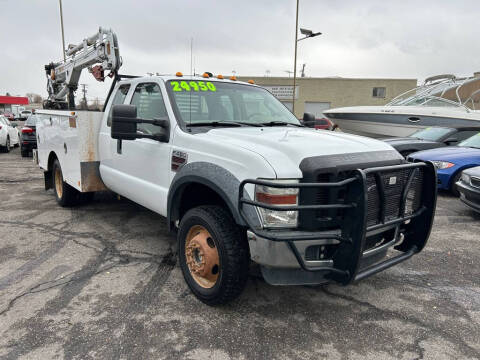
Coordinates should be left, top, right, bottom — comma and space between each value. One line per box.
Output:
36, 109, 107, 192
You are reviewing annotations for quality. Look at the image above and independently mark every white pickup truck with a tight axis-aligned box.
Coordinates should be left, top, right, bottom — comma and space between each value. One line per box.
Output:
36, 74, 437, 305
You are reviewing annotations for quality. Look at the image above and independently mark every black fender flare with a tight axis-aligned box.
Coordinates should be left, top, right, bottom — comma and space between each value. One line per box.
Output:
167, 162, 259, 231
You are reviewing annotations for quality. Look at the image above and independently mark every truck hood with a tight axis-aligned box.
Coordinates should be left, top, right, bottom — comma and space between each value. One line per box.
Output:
203, 127, 398, 178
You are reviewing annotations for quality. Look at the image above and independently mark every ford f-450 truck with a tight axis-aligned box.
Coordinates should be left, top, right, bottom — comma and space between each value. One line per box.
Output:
35, 74, 437, 305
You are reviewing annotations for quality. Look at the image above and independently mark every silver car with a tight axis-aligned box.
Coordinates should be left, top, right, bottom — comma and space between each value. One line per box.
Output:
457, 166, 480, 213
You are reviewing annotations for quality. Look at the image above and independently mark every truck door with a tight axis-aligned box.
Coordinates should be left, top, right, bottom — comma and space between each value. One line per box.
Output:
109, 82, 172, 216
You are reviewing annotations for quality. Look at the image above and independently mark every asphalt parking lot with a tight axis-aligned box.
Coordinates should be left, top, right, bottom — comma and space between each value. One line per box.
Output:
0, 148, 479, 360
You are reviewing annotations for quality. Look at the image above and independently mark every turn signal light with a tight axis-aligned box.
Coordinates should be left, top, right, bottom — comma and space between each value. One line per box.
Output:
22, 127, 33, 134
256, 192, 297, 205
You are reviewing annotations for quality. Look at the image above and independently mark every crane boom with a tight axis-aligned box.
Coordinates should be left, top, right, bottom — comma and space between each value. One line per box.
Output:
44, 27, 122, 110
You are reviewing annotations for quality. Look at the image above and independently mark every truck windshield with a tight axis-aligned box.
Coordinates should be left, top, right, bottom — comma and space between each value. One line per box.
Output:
166, 80, 300, 127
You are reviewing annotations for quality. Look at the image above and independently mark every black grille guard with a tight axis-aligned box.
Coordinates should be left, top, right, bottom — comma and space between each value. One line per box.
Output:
238, 162, 437, 284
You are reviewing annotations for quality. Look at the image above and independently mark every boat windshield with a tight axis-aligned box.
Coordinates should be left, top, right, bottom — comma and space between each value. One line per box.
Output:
410, 127, 452, 141
395, 96, 465, 108
166, 80, 301, 127
387, 75, 480, 110
459, 133, 480, 149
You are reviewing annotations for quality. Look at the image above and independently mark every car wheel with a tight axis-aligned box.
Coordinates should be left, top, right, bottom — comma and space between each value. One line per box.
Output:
450, 172, 462, 197
52, 159, 79, 207
4, 137, 10, 153
178, 205, 249, 305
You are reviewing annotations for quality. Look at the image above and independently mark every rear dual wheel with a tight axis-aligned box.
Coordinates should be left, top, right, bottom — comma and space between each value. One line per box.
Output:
52, 159, 81, 207
178, 205, 249, 305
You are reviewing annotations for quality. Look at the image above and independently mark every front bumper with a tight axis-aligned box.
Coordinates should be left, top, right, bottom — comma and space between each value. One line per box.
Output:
239, 162, 437, 285
457, 180, 480, 213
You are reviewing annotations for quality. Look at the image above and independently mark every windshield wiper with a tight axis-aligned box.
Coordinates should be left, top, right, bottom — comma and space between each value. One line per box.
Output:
186, 121, 250, 127
259, 121, 304, 127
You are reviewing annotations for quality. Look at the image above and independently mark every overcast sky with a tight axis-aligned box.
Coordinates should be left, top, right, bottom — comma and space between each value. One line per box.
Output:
1, 0, 478, 101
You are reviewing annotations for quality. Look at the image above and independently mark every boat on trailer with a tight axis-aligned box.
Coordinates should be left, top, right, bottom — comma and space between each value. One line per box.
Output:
324, 74, 480, 138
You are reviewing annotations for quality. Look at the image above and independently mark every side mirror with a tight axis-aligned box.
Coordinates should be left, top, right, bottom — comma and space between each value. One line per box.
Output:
302, 112, 316, 128
111, 104, 170, 143
444, 137, 458, 145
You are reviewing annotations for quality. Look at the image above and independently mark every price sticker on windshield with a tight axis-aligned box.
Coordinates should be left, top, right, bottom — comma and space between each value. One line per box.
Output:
170, 81, 216, 92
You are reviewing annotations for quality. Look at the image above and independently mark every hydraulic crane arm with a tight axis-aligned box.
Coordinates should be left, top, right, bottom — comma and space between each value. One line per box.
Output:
44, 27, 122, 110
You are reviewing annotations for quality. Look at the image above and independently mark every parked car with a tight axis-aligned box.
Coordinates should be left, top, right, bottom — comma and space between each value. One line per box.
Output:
0, 115, 20, 152
2, 111, 15, 121
302, 115, 334, 130
456, 166, 480, 213
19, 110, 32, 120
383, 126, 480, 157
20, 114, 39, 157
408, 133, 480, 195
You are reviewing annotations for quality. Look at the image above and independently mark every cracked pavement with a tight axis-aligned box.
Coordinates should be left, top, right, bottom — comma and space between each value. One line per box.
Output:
0, 148, 479, 359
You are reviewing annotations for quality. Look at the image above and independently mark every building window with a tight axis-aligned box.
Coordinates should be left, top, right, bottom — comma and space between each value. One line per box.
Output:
372, 87, 386, 98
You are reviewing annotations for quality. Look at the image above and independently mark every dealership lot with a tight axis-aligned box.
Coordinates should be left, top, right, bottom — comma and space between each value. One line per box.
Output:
0, 148, 479, 359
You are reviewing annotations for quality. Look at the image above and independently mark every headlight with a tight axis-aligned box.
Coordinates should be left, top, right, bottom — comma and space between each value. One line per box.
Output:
431, 161, 455, 169
255, 180, 299, 228
461, 172, 471, 185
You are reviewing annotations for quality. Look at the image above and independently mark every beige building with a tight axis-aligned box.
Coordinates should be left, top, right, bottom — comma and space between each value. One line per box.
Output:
238, 76, 417, 118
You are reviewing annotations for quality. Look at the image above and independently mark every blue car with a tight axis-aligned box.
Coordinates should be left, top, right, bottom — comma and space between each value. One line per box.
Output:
408, 133, 480, 196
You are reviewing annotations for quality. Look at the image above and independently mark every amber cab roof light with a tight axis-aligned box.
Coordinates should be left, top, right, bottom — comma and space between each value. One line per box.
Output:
217, 74, 224, 79
230, 75, 237, 81
248, 79, 255, 84
202, 72, 210, 78
175, 71, 183, 77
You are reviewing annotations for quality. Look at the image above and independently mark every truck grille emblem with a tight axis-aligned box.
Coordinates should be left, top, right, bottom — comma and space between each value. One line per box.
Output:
171, 150, 188, 172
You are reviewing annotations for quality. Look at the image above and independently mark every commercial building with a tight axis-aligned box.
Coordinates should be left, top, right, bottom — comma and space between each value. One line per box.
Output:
238, 76, 417, 118
0, 95, 29, 113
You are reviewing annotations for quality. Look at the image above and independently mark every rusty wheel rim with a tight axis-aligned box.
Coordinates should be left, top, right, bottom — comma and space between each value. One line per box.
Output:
185, 225, 220, 289
54, 167, 63, 198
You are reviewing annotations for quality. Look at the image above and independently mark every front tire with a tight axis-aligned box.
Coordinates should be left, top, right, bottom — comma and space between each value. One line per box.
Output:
52, 159, 79, 207
178, 205, 249, 305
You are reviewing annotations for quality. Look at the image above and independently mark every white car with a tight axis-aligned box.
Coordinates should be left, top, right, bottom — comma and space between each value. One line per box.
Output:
19, 110, 32, 120
0, 115, 20, 152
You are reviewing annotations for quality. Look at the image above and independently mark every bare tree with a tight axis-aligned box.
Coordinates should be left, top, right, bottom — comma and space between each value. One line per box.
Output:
33, 94, 43, 103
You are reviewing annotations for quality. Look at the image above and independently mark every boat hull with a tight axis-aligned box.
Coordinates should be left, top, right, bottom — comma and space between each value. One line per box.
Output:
325, 111, 480, 138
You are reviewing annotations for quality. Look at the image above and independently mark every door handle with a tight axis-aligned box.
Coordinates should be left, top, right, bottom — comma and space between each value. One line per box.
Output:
408, 117, 420, 123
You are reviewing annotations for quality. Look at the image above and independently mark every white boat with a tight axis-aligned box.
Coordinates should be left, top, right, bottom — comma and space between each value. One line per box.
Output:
324, 74, 480, 138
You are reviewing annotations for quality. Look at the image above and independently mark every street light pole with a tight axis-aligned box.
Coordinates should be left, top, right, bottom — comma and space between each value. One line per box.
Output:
59, 0, 66, 62
292, 0, 299, 115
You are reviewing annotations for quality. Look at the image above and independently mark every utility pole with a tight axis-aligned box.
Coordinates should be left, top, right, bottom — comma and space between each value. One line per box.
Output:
292, 0, 299, 114
80, 84, 88, 109
58, 0, 66, 62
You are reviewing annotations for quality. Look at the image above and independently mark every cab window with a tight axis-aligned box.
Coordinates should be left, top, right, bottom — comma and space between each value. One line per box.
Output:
107, 84, 130, 127
130, 83, 168, 136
